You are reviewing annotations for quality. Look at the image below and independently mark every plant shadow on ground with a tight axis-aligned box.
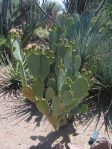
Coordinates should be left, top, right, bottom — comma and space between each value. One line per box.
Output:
29, 122, 78, 149
12, 99, 43, 126
0, 70, 43, 126
1, 97, 43, 126
78, 93, 112, 135
0, 93, 78, 149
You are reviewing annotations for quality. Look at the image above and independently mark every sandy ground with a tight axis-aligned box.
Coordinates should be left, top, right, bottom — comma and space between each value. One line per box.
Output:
0, 93, 111, 149
0, 68, 111, 149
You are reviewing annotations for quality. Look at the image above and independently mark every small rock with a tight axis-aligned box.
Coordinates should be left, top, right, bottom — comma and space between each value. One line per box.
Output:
90, 137, 112, 149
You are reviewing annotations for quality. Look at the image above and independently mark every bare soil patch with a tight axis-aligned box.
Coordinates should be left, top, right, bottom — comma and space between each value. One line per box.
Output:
0, 67, 111, 149
0, 94, 111, 149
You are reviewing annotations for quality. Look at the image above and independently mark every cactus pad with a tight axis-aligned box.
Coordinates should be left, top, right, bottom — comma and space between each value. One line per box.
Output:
72, 76, 89, 99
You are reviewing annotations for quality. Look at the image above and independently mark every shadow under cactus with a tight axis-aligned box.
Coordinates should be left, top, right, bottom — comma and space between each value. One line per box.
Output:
29, 122, 78, 149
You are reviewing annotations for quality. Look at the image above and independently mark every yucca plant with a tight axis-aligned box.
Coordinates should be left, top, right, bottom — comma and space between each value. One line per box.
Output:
0, 60, 22, 97
69, 19, 112, 131
0, 52, 31, 97
90, 38, 112, 131
56, 12, 106, 66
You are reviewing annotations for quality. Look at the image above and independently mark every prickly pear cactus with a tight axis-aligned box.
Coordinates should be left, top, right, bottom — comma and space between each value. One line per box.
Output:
11, 26, 92, 130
